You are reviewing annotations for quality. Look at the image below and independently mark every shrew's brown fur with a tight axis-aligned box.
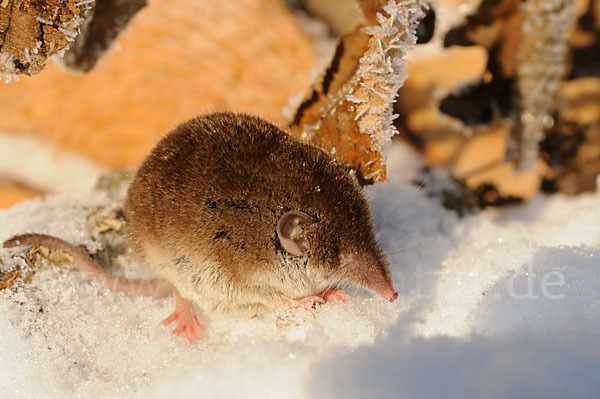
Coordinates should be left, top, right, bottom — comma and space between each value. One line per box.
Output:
124, 112, 395, 313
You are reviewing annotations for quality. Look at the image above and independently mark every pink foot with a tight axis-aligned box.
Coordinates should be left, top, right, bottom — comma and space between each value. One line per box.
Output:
317, 286, 350, 303
161, 291, 206, 342
276, 287, 350, 311
276, 294, 325, 310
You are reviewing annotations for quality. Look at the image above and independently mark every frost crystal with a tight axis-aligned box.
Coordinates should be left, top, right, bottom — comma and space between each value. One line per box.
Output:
352, 0, 426, 180
0, 0, 95, 79
291, 0, 426, 182
0, 53, 18, 83
509, 0, 576, 170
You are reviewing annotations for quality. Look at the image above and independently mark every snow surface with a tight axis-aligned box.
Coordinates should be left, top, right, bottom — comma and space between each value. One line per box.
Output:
0, 142, 599, 398
0, 132, 106, 194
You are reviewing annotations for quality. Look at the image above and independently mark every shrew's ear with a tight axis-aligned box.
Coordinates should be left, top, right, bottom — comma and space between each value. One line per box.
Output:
277, 211, 314, 256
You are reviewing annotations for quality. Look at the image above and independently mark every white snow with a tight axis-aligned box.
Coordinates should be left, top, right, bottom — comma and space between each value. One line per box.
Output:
0, 132, 106, 194
0, 141, 599, 398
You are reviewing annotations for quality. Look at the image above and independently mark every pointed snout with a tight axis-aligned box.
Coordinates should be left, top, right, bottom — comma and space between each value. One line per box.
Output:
378, 286, 398, 302
340, 252, 398, 302
371, 274, 398, 302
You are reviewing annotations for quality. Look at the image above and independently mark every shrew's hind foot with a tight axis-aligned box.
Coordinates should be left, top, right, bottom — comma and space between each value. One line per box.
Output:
161, 290, 206, 342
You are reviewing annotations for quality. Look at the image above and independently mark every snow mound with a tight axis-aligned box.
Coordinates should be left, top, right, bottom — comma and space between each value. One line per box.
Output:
1, 143, 599, 397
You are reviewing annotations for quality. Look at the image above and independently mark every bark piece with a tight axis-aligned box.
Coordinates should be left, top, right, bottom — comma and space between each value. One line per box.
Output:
303, 0, 365, 35
452, 125, 545, 201
291, 0, 426, 183
0, 269, 20, 290
396, 45, 488, 163
0, 0, 91, 78
541, 77, 600, 194
397, 0, 597, 209
59, 0, 147, 72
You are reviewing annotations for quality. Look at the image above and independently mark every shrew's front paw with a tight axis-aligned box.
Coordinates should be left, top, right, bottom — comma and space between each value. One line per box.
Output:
161, 291, 206, 342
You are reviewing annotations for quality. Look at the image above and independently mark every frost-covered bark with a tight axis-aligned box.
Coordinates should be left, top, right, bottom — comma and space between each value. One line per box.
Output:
292, 0, 426, 182
0, 0, 149, 78
0, 0, 94, 80
509, 0, 576, 169
354, 0, 428, 179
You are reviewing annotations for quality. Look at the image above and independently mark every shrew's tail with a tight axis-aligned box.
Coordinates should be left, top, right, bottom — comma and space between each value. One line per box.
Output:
3, 233, 172, 297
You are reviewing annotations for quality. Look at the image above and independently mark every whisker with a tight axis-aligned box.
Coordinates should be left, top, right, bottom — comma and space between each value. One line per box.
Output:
375, 174, 432, 232
322, 284, 335, 297
326, 269, 345, 288
389, 248, 409, 256
388, 245, 418, 256
381, 230, 411, 250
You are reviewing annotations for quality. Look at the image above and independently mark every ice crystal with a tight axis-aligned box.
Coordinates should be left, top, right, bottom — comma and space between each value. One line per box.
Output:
509, 0, 576, 169
353, 0, 427, 178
